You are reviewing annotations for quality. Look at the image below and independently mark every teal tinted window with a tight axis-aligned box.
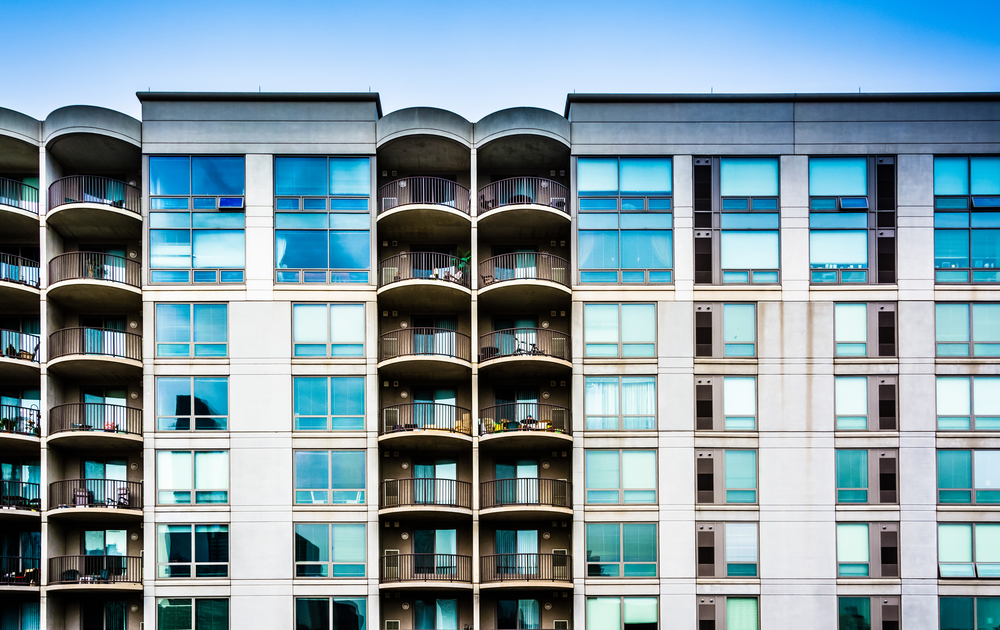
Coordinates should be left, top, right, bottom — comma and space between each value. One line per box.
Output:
723, 304, 755, 357
836, 450, 868, 503
156, 304, 227, 357
150, 157, 191, 195
724, 450, 757, 503
620, 158, 672, 195
578, 158, 619, 195
329, 158, 370, 195
276, 157, 327, 196
936, 157, 970, 195
192, 157, 245, 196
720, 158, 779, 197
938, 450, 972, 504
810, 158, 868, 196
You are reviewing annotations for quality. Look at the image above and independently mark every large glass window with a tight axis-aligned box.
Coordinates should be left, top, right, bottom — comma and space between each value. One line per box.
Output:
156, 598, 228, 630
837, 523, 870, 577
934, 156, 1000, 283
155, 303, 227, 357
938, 523, 1000, 578
294, 450, 365, 505
585, 450, 656, 504
586, 523, 656, 577
586, 597, 658, 630
583, 303, 655, 357
584, 376, 656, 430
940, 597, 1000, 630
723, 304, 756, 357
938, 450, 1000, 504
156, 524, 229, 578
294, 377, 365, 431
156, 377, 228, 431
292, 304, 365, 357
149, 156, 246, 284
724, 450, 757, 504
156, 451, 228, 504
937, 376, 1000, 431
295, 597, 367, 630
936, 303, 1000, 357
294, 523, 366, 577
274, 157, 371, 284
578, 157, 673, 284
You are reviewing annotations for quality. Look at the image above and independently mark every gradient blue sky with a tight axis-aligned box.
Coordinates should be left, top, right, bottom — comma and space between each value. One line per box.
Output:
3, 0, 999, 121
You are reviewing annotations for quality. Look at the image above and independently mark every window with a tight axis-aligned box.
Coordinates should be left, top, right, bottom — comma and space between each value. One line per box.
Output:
938, 450, 1000, 504
583, 303, 655, 357
696, 522, 758, 577
936, 303, 1000, 357
937, 376, 1000, 430
834, 303, 896, 357
294, 377, 365, 430
156, 451, 228, 504
838, 597, 900, 630
294, 523, 366, 577
697, 597, 758, 630
696, 450, 757, 504
694, 303, 756, 358
585, 376, 656, 430
692, 157, 780, 284
585, 450, 656, 504
294, 450, 365, 504
81, 601, 127, 630
155, 304, 227, 357
934, 156, 1000, 283
0, 602, 37, 630
156, 377, 228, 430
940, 597, 1000, 629
835, 375, 897, 431
586, 597, 658, 630
156, 598, 228, 630
149, 156, 246, 284
586, 523, 656, 577
157, 524, 229, 577
836, 522, 898, 577
412, 599, 459, 630
695, 376, 756, 430
497, 599, 542, 629
835, 449, 897, 504
809, 156, 896, 284
938, 523, 1000, 578
292, 304, 365, 357
274, 157, 371, 284
578, 157, 673, 284
295, 597, 367, 630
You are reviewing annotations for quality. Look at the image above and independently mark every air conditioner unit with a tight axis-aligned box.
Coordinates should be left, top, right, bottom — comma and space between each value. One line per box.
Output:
382, 266, 399, 285
554, 621, 569, 630
384, 549, 399, 580
551, 197, 566, 211
383, 408, 400, 433
552, 549, 569, 580
551, 337, 567, 360
385, 621, 401, 630
383, 479, 399, 506
551, 267, 566, 285
382, 197, 398, 212
551, 408, 567, 432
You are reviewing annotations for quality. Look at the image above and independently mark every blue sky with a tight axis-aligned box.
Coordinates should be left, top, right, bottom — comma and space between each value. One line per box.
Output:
3, 0, 999, 121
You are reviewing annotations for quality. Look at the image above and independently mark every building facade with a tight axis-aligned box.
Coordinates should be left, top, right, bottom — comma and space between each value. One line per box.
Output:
0, 92, 999, 630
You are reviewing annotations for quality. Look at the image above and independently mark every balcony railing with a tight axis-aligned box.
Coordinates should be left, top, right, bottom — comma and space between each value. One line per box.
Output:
0, 405, 40, 436
50, 479, 141, 509
0, 177, 39, 214
0, 556, 40, 585
379, 403, 473, 436
380, 478, 473, 510
378, 252, 471, 289
479, 328, 571, 362
49, 555, 142, 585
48, 176, 141, 215
479, 253, 569, 288
480, 553, 571, 583
378, 177, 471, 215
379, 328, 472, 363
478, 177, 569, 216
49, 403, 141, 436
49, 328, 142, 362
479, 403, 571, 436
480, 478, 571, 510
49, 252, 141, 288
0, 481, 40, 510
0, 253, 40, 288
1, 330, 39, 362
379, 553, 472, 583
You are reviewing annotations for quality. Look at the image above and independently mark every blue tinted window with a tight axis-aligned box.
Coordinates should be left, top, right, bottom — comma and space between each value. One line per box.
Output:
150, 213, 191, 228
936, 157, 970, 195
192, 157, 245, 196
579, 231, 618, 269
192, 213, 244, 229
329, 158, 370, 195
621, 231, 671, 269
332, 378, 365, 416
330, 451, 365, 489
578, 158, 619, 195
193, 305, 227, 344
295, 452, 329, 490
809, 157, 867, 196
329, 232, 370, 269
329, 214, 370, 229
721, 158, 779, 197
276, 214, 327, 229
150, 157, 190, 195
620, 158, 672, 195
194, 378, 228, 417
277, 231, 328, 269
192, 231, 245, 268
150, 231, 192, 268
276, 158, 327, 196
156, 304, 191, 343
295, 378, 328, 417
972, 157, 1000, 195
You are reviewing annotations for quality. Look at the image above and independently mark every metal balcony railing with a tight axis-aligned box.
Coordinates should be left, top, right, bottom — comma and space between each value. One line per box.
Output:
0, 556, 40, 585
378, 177, 471, 215
0, 177, 39, 214
479, 403, 571, 436
0, 405, 40, 436
48, 176, 141, 215
479, 252, 569, 288
1, 330, 39, 362
50, 479, 142, 509
49, 403, 141, 436
478, 328, 571, 362
480, 553, 572, 583
379, 252, 471, 289
379, 327, 472, 362
49, 555, 142, 585
0, 253, 40, 288
480, 478, 571, 510
0, 481, 40, 510
380, 478, 472, 510
49, 252, 141, 288
49, 328, 142, 362
379, 403, 473, 436
478, 177, 569, 216
379, 553, 472, 583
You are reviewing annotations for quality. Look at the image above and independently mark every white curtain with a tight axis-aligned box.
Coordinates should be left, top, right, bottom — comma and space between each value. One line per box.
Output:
436, 599, 458, 630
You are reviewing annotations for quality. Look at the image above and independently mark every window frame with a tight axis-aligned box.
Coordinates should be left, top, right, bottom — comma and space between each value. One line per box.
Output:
293, 376, 366, 431
834, 303, 896, 358
838, 596, 900, 630
936, 375, 1000, 431
156, 597, 229, 630
937, 449, 1000, 505
834, 448, 898, 505
154, 303, 228, 358
694, 303, 757, 359
695, 450, 758, 505
293, 450, 367, 505
584, 375, 657, 431
585, 596, 660, 630
291, 303, 366, 358
697, 596, 759, 630
155, 450, 230, 505
156, 523, 230, 578
584, 449, 657, 505
695, 522, 759, 578
836, 521, 899, 578
938, 522, 1000, 578
293, 522, 367, 578
935, 302, 1000, 358
294, 597, 368, 630
835, 375, 897, 431
694, 375, 757, 431
155, 376, 229, 431
583, 303, 656, 358
585, 522, 658, 578
933, 155, 1000, 284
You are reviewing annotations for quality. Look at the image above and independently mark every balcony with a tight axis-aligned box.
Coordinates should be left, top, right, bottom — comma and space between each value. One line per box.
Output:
48, 479, 142, 520
48, 555, 142, 590
378, 177, 471, 222
0, 405, 40, 448
0, 177, 39, 238
378, 328, 472, 379
379, 553, 472, 588
47, 403, 142, 450
379, 403, 473, 449
0, 556, 40, 588
47, 252, 141, 311
0, 481, 40, 517
477, 177, 569, 239
480, 479, 572, 520
0, 253, 40, 311
478, 329, 571, 377
479, 403, 572, 449
378, 252, 472, 311
478, 252, 570, 310
46, 176, 141, 240
379, 478, 473, 518
0, 330, 40, 380
48, 328, 142, 380
480, 553, 572, 588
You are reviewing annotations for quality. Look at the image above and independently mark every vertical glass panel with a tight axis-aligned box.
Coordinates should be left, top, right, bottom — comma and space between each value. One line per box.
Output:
157, 304, 191, 343
977, 597, 1000, 630
193, 304, 227, 343
726, 598, 759, 630
725, 523, 758, 563
329, 158, 370, 196
330, 451, 366, 490
157, 378, 192, 418
295, 598, 330, 630
971, 157, 1000, 195
623, 597, 658, 626
936, 157, 970, 195
724, 377, 756, 430
585, 377, 619, 430
621, 304, 655, 352
295, 378, 328, 416
194, 599, 228, 630
578, 158, 619, 195
579, 230, 619, 269
622, 451, 656, 489
835, 377, 868, 429
938, 377, 972, 416
721, 231, 779, 269
810, 231, 868, 268
193, 231, 245, 268
192, 157, 245, 195
725, 451, 757, 496
721, 158, 779, 197
150, 157, 190, 195
838, 598, 871, 630
620, 157, 672, 194
295, 452, 329, 490
157, 599, 192, 630
329, 231, 370, 269
723, 304, 755, 357
330, 304, 364, 356
150, 230, 192, 268
294, 305, 328, 343
585, 451, 620, 502
586, 598, 621, 630
973, 304, 1000, 355
194, 452, 228, 490
975, 524, 1000, 563
809, 157, 868, 196
586, 523, 620, 573
939, 524, 973, 562
275, 157, 327, 196
938, 451, 973, 495
835, 304, 867, 345
836, 450, 868, 503
623, 524, 656, 563
585, 304, 619, 357
975, 450, 1000, 492
940, 598, 974, 630
620, 230, 672, 270
976, 378, 1000, 417
621, 377, 656, 429
837, 523, 869, 568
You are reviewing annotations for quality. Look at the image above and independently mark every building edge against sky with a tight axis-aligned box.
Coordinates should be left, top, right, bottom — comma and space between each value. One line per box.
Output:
0, 91, 1000, 630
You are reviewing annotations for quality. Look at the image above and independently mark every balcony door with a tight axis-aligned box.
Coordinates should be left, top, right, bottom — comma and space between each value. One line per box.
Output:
79, 244, 126, 283
413, 315, 456, 356
84, 529, 126, 578
413, 388, 457, 430
496, 461, 539, 505
84, 458, 126, 505
495, 388, 539, 426
495, 318, 537, 356
80, 316, 126, 355
415, 598, 458, 630
411, 245, 456, 279
414, 459, 457, 505
82, 388, 127, 431
497, 599, 541, 630
494, 248, 538, 281
414, 529, 457, 576
496, 529, 538, 575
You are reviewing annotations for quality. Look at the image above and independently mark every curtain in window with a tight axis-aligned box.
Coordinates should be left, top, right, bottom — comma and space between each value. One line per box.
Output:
21, 604, 40, 630
723, 378, 755, 428
331, 524, 366, 576
586, 451, 620, 502
578, 230, 618, 269
836, 450, 867, 493
976, 378, 1000, 417
415, 600, 436, 630
725, 523, 757, 564
518, 600, 541, 630
157, 451, 192, 493
938, 451, 972, 490
726, 598, 758, 630
837, 598, 870, 630
721, 231, 779, 269
586, 524, 620, 565
621, 229, 672, 269
621, 377, 655, 430
623, 524, 655, 565
586, 377, 619, 429
436, 530, 457, 575
105, 601, 127, 630
622, 451, 655, 503
586, 598, 621, 630
435, 599, 458, 630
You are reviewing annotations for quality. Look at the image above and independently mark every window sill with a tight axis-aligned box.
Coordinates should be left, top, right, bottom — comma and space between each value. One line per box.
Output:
836, 578, 901, 586
693, 285, 781, 291
935, 284, 1000, 291
835, 504, 900, 512
833, 357, 898, 364
935, 358, 1000, 364
833, 432, 899, 439
694, 358, 758, 364
584, 504, 658, 511
936, 432, 1000, 439
694, 431, 758, 439
937, 505, 1000, 513
809, 285, 898, 291
694, 505, 759, 514
696, 578, 761, 585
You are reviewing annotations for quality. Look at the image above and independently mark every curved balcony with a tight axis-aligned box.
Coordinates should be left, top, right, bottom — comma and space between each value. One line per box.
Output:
0, 556, 40, 588
48, 328, 142, 380
379, 553, 472, 588
378, 328, 472, 379
0, 177, 40, 238
378, 403, 473, 449
0, 330, 40, 381
48, 479, 142, 520
46, 176, 141, 240
48, 555, 142, 590
0, 254, 40, 311
478, 253, 570, 309
0, 405, 40, 449
47, 403, 142, 450
378, 177, 471, 215
377, 252, 471, 310
480, 553, 572, 588
478, 329, 571, 377
379, 478, 473, 518
478, 403, 572, 449
477, 177, 569, 239
47, 252, 141, 311
0, 481, 40, 517
480, 478, 572, 520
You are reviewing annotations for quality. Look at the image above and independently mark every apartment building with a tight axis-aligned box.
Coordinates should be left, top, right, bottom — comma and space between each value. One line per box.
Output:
0, 91, 999, 630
